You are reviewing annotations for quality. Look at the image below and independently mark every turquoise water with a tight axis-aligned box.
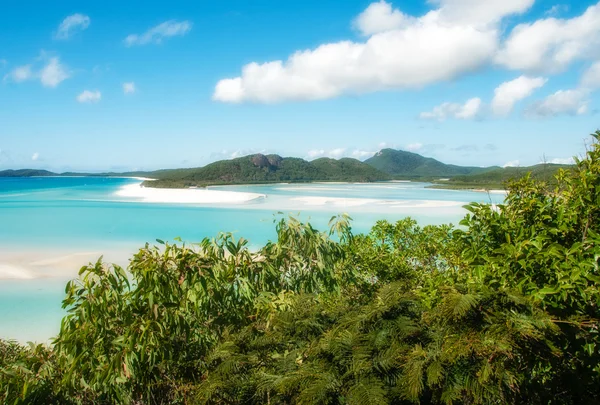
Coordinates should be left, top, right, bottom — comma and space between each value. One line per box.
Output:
0, 177, 505, 342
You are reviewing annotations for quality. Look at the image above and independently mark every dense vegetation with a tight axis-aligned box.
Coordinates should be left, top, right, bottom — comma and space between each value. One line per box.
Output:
2, 133, 599, 404
364, 149, 495, 179
143, 154, 391, 188
432, 163, 572, 190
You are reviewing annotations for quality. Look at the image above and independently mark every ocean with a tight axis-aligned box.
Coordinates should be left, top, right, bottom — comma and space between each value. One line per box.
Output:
0, 177, 505, 343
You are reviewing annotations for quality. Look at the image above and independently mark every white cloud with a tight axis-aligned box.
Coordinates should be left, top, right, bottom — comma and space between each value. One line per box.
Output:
543, 157, 575, 164
420, 97, 482, 121
503, 160, 520, 167
306, 148, 375, 160
354, 0, 410, 35
123, 82, 136, 94
307, 149, 325, 158
31, 152, 39, 161
39, 57, 70, 88
76, 90, 101, 103
526, 89, 589, 117
497, 2, 600, 72
3, 57, 69, 87
581, 61, 600, 89
491, 75, 547, 115
351, 149, 376, 159
432, 0, 535, 27
3, 65, 33, 83
124, 20, 192, 46
213, 0, 536, 103
328, 148, 346, 159
55, 14, 90, 40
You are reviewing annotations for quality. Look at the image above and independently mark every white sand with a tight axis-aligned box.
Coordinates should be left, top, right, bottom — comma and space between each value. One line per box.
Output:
472, 189, 507, 195
0, 264, 36, 279
115, 183, 266, 204
0, 248, 136, 280
290, 196, 464, 208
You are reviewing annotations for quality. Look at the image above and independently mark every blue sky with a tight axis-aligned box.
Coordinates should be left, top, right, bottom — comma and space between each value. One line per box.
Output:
1, 0, 599, 171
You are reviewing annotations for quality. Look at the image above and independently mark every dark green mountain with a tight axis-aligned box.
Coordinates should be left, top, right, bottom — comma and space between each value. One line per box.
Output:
144, 154, 391, 188
364, 149, 495, 178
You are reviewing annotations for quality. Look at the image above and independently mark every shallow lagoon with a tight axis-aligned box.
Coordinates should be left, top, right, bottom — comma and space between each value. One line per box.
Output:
0, 177, 505, 342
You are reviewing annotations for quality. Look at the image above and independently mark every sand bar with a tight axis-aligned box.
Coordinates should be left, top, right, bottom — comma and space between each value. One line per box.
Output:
290, 196, 464, 208
115, 183, 266, 204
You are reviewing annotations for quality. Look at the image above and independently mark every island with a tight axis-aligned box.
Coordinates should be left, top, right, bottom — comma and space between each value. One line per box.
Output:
0, 149, 572, 191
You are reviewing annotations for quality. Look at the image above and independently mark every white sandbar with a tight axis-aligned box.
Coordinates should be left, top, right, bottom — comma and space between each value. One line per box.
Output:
115, 183, 266, 204
290, 196, 464, 208
0, 248, 135, 280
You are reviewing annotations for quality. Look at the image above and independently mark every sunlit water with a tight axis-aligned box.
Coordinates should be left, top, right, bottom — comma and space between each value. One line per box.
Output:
0, 177, 504, 343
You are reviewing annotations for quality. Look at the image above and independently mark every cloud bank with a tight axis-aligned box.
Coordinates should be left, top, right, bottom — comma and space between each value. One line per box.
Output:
213, 0, 535, 103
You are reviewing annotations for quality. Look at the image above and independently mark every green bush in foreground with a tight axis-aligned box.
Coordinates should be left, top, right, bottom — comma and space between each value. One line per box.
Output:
1, 133, 600, 404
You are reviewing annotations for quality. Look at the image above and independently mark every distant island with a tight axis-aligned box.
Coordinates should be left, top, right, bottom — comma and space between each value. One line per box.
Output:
0, 149, 573, 190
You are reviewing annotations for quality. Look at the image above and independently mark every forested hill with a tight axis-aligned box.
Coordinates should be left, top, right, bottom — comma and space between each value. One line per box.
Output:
437, 163, 573, 189
0, 169, 57, 177
143, 154, 391, 188
364, 148, 496, 178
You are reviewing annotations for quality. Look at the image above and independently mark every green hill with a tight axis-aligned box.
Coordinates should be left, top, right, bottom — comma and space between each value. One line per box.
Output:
364, 149, 495, 178
0, 169, 57, 177
144, 154, 391, 188
435, 163, 572, 189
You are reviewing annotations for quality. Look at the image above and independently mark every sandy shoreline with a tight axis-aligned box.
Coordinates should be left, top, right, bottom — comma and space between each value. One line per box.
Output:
0, 246, 137, 280
115, 182, 266, 204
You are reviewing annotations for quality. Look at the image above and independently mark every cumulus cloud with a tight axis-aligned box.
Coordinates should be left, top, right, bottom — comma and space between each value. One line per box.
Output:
420, 97, 482, 121
503, 160, 520, 167
31, 152, 39, 161
491, 75, 547, 115
581, 61, 600, 89
214, 0, 535, 103
526, 89, 589, 117
3, 57, 69, 87
123, 82, 136, 94
124, 20, 192, 46
306, 148, 375, 160
3, 65, 33, 83
40, 57, 70, 87
543, 157, 575, 164
351, 149, 376, 159
77, 90, 101, 103
353, 0, 410, 35
55, 14, 90, 40
497, 2, 600, 72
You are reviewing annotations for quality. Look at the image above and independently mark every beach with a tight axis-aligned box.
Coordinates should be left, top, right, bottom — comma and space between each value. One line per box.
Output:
115, 182, 266, 204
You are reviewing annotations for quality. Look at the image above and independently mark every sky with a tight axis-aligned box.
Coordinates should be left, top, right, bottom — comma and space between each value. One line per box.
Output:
1, 0, 600, 171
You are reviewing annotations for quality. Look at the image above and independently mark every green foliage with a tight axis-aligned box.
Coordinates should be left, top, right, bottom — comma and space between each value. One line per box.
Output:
2, 133, 600, 404
0, 340, 67, 404
442, 163, 572, 189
